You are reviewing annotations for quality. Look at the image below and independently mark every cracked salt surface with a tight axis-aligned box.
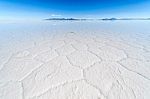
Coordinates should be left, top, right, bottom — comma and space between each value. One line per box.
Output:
0, 21, 150, 99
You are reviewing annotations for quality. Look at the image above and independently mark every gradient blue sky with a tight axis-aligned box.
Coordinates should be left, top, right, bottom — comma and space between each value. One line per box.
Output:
0, 0, 150, 21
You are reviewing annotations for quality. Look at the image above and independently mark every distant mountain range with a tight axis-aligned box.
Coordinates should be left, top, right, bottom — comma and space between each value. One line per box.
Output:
45, 18, 87, 21
101, 18, 150, 20
45, 18, 150, 21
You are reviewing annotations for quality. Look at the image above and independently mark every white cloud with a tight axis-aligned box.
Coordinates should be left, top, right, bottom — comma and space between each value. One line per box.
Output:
51, 14, 62, 17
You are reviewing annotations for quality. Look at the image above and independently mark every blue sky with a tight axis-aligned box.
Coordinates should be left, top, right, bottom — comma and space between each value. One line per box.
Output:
0, 0, 150, 20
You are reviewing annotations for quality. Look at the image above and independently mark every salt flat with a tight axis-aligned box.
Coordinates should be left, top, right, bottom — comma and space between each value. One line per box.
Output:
0, 21, 150, 99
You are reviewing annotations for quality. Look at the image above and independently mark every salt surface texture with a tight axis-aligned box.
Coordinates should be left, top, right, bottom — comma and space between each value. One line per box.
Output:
0, 20, 150, 99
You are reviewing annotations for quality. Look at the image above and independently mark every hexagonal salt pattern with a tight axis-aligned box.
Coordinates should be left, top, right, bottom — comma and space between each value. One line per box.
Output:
0, 32, 150, 99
